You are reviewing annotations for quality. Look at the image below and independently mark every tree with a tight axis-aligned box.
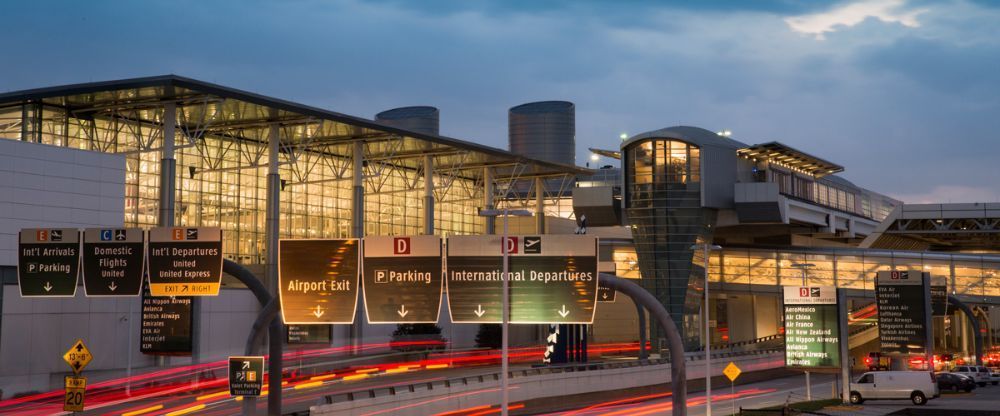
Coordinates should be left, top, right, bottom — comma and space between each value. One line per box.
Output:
475, 324, 501, 349
391, 324, 446, 351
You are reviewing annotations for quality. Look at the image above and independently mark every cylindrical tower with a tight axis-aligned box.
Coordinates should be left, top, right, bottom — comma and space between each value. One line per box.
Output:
508, 101, 575, 165
375, 106, 440, 136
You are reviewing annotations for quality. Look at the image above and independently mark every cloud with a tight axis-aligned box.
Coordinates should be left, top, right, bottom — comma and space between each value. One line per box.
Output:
785, 0, 927, 40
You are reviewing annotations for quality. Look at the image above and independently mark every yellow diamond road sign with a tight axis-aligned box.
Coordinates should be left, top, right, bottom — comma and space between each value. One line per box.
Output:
723, 361, 741, 382
63, 339, 93, 374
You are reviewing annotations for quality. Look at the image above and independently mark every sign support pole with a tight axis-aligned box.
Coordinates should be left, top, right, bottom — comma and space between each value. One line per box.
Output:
838, 288, 850, 404
351, 141, 365, 355
157, 101, 177, 369
501, 212, 510, 416
265, 122, 282, 416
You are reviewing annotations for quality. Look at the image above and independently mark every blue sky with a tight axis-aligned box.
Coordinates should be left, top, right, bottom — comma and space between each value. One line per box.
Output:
2, 0, 998, 203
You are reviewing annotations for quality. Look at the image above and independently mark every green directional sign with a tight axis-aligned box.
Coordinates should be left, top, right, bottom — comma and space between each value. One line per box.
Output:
446, 235, 599, 324
18, 228, 80, 297
279, 239, 360, 324
783, 286, 841, 369
362, 236, 443, 324
82, 228, 145, 297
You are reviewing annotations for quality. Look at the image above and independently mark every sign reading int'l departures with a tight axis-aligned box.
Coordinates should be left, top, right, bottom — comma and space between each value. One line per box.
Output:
783, 286, 841, 369
446, 235, 599, 324
279, 239, 360, 324
876, 271, 930, 355
229, 356, 264, 397
363, 236, 443, 324
141, 288, 194, 355
148, 227, 223, 296
82, 228, 145, 296
18, 228, 80, 297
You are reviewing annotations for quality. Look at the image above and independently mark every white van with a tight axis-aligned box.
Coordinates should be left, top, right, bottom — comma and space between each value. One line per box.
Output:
849, 371, 939, 405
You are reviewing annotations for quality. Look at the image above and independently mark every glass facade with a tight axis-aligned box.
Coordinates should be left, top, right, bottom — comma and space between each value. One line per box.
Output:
624, 138, 712, 346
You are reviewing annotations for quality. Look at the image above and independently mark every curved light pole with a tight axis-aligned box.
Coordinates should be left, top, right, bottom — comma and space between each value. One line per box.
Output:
790, 262, 815, 400
479, 208, 532, 416
691, 243, 721, 416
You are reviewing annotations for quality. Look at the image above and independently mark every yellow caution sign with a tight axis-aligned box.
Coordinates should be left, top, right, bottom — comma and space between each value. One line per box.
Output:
63, 339, 93, 374
63, 375, 86, 412
723, 361, 742, 382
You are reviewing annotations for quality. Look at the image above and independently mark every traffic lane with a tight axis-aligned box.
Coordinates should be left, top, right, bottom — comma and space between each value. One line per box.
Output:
546, 373, 839, 416
823, 385, 1000, 416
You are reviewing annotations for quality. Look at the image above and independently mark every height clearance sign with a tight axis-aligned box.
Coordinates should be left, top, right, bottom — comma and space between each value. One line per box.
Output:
783, 286, 841, 369
147, 227, 223, 296
18, 228, 80, 297
362, 236, 443, 324
279, 239, 360, 324
446, 235, 599, 324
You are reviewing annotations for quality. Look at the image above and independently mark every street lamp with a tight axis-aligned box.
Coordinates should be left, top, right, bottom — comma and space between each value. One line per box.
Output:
479, 208, 532, 416
789, 262, 816, 400
691, 242, 722, 416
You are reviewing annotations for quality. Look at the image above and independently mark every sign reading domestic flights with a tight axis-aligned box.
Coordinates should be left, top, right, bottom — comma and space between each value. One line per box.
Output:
147, 227, 222, 296
18, 228, 80, 297
287, 325, 332, 344
229, 356, 264, 397
446, 235, 599, 324
876, 271, 930, 355
783, 286, 841, 369
140, 289, 194, 355
63, 375, 86, 412
63, 339, 93, 374
598, 284, 617, 303
82, 228, 145, 296
362, 236, 443, 324
279, 239, 360, 324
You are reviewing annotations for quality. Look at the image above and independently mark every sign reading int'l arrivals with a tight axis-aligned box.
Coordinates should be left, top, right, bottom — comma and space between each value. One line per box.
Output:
147, 227, 223, 296
446, 235, 599, 324
18, 228, 80, 297
783, 286, 841, 369
279, 239, 360, 324
876, 271, 930, 355
229, 356, 264, 397
82, 228, 145, 296
362, 236, 443, 323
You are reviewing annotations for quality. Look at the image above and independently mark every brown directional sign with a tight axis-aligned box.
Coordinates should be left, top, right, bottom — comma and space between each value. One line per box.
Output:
140, 289, 194, 355
63, 375, 86, 412
597, 284, 616, 303
287, 325, 332, 344
362, 236, 443, 324
446, 235, 599, 324
229, 356, 264, 397
18, 228, 80, 297
147, 227, 222, 296
63, 339, 93, 374
82, 228, 145, 297
279, 239, 360, 324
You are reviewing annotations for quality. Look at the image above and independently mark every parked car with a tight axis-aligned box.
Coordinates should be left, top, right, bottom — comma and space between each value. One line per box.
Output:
991, 368, 1000, 386
977, 366, 997, 386
936, 372, 976, 392
849, 371, 939, 405
953, 365, 991, 387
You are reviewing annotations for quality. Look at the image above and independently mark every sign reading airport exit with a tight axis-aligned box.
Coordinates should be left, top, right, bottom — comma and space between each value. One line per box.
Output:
147, 227, 223, 296
18, 228, 80, 297
783, 286, 841, 369
362, 236, 443, 324
446, 235, 599, 324
279, 239, 360, 324
82, 228, 145, 297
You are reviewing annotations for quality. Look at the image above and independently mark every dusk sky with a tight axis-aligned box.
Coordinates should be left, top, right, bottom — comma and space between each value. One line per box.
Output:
2, 0, 998, 203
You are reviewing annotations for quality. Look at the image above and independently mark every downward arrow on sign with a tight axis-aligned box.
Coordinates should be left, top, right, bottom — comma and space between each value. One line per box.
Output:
474, 305, 486, 318
558, 305, 570, 318
43, 282, 53, 292
108, 282, 118, 291
397, 305, 409, 318
312, 305, 325, 318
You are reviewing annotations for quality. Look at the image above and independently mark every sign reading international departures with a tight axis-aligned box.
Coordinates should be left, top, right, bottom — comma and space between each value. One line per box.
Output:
783, 286, 841, 369
147, 227, 223, 296
82, 228, 145, 296
876, 271, 930, 355
18, 228, 80, 297
446, 235, 599, 324
279, 239, 360, 324
363, 236, 443, 323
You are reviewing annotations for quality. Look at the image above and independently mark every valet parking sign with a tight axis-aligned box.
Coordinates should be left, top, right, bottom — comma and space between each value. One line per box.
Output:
362, 236, 443, 324
446, 234, 599, 324
783, 286, 841, 369
147, 227, 223, 296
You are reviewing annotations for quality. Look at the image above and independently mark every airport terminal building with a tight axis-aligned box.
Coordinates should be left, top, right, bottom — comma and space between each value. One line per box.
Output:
1, 75, 999, 395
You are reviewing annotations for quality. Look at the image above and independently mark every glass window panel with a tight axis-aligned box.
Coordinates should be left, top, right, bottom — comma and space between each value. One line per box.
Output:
748, 250, 778, 286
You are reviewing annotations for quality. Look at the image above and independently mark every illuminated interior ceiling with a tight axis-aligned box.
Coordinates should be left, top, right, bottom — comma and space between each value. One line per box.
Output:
737, 141, 844, 178
0, 75, 590, 182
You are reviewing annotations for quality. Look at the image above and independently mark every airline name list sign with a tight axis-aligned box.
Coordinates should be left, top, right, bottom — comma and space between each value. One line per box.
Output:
876, 271, 929, 355
446, 235, 599, 324
278, 239, 360, 324
362, 236, 443, 324
783, 286, 841, 369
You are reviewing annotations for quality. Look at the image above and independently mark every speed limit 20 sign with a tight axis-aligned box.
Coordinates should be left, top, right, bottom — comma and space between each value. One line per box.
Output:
64, 376, 86, 412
